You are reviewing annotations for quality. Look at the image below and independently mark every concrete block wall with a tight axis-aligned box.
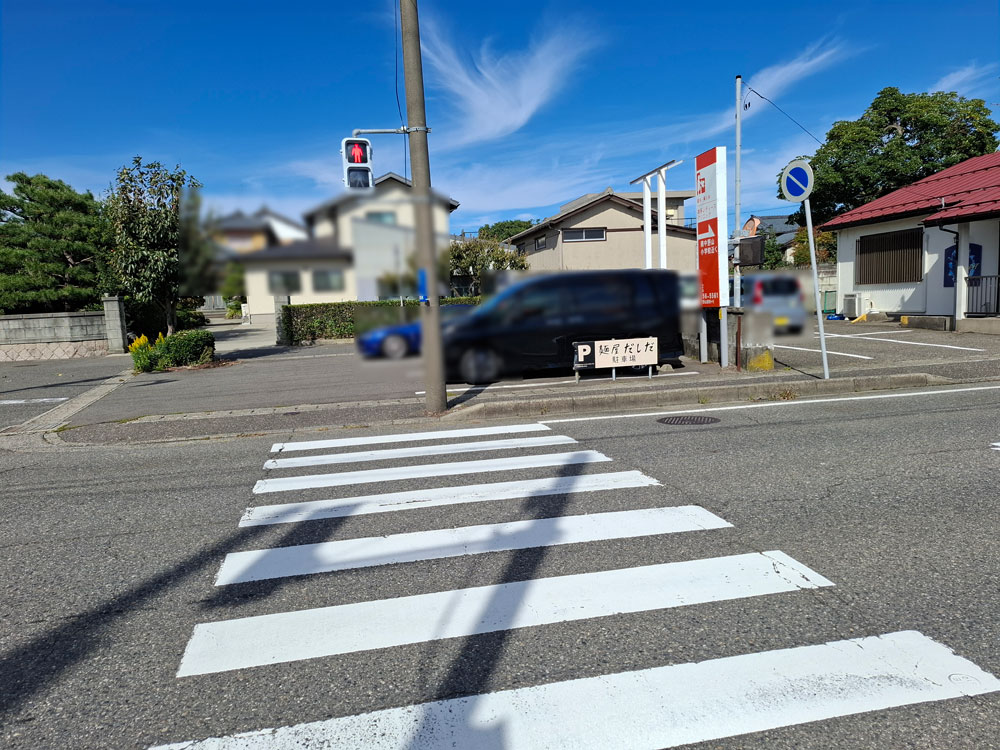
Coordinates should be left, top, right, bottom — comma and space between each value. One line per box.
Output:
0, 308, 115, 361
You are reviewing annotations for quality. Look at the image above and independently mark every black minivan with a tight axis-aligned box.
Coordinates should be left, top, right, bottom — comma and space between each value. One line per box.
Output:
443, 269, 683, 384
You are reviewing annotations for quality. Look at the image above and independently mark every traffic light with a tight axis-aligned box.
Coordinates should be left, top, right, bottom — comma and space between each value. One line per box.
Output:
341, 138, 374, 192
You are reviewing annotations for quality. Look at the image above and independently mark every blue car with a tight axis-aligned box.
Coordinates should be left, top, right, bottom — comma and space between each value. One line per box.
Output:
357, 304, 472, 359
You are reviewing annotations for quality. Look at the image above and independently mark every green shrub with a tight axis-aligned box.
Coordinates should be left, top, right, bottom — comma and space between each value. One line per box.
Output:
129, 330, 215, 372
156, 329, 215, 367
177, 308, 209, 329
280, 297, 481, 345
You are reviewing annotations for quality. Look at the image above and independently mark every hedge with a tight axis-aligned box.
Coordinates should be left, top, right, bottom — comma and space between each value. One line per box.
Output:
280, 297, 481, 345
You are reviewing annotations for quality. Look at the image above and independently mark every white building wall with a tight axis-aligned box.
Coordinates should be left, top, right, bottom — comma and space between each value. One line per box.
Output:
245, 261, 356, 316
836, 215, 999, 317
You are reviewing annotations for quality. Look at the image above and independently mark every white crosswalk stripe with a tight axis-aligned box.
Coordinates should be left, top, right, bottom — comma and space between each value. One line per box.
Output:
252, 450, 610, 494
179, 551, 832, 676
262, 434, 577, 470
240, 471, 660, 526
216, 506, 731, 585
161, 422, 1000, 748
157, 631, 1000, 750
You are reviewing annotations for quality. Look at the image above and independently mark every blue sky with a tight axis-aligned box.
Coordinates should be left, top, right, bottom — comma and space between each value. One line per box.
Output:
2, 0, 998, 232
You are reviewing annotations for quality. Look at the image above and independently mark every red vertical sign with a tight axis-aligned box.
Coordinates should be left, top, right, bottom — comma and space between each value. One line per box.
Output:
695, 148, 728, 308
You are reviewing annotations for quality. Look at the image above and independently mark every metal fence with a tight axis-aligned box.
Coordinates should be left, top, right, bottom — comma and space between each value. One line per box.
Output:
966, 274, 1000, 316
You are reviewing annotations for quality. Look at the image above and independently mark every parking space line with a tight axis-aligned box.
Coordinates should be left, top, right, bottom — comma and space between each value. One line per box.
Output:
818, 330, 915, 338
823, 334, 984, 352
774, 345, 873, 360
0, 397, 70, 405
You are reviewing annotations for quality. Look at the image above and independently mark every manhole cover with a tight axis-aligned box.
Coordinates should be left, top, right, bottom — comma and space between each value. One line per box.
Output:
657, 415, 721, 426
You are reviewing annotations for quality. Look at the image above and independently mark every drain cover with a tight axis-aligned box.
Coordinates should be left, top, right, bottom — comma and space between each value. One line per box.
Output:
657, 415, 721, 426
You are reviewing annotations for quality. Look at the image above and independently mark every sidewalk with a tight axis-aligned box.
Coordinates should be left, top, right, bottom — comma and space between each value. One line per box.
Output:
10, 319, 998, 445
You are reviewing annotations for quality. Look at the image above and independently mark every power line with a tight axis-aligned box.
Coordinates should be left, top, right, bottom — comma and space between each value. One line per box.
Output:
744, 85, 824, 146
393, 0, 409, 180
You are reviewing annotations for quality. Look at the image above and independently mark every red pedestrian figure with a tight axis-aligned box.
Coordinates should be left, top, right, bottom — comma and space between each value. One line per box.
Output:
351, 143, 365, 163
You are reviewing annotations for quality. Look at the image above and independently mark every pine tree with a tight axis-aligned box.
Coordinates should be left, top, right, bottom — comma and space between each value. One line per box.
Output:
0, 173, 109, 315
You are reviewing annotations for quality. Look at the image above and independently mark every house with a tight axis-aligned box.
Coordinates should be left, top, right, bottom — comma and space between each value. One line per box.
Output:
751, 214, 802, 264
213, 207, 307, 254
822, 152, 1000, 330
241, 173, 460, 317
505, 187, 697, 273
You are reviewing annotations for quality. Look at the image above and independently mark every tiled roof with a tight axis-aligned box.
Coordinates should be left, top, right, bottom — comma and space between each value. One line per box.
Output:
240, 238, 352, 263
822, 151, 1000, 229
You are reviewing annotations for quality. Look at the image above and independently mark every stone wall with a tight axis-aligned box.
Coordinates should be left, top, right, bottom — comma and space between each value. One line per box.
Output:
0, 297, 127, 361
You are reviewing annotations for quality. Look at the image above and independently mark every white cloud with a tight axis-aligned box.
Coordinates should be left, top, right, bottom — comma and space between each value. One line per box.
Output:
421, 20, 599, 147
931, 61, 1000, 96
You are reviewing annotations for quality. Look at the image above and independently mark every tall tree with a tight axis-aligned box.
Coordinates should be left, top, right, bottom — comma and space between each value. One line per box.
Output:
0, 173, 110, 315
781, 87, 1000, 225
449, 238, 528, 295
478, 220, 533, 242
105, 157, 199, 334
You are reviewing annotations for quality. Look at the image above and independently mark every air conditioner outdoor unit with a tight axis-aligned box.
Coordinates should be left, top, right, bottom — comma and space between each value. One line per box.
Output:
843, 293, 862, 319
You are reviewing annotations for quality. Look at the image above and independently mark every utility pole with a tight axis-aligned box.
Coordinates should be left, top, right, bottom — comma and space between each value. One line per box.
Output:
399, 0, 447, 413
733, 74, 742, 307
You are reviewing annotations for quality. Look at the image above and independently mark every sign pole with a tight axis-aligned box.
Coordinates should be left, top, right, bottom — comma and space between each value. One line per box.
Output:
642, 176, 653, 269
803, 197, 830, 379
733, 74, 742, 308
657, 168, 667, 268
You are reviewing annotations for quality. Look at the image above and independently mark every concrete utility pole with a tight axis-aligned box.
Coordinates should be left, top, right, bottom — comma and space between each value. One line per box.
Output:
733, 74, 742, 307
400, 0, 447, 413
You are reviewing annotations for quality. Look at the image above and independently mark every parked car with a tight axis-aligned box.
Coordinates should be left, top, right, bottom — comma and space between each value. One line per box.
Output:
443, 270, 683, 384
357, 304, 473, 359
730, 272, 806, 334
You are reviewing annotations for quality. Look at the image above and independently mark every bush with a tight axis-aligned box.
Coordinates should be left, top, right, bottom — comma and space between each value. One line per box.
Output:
280, 297, 481, 345
177, 308, 209, 329
157, 329, 215, 367
128, 330, 215, 372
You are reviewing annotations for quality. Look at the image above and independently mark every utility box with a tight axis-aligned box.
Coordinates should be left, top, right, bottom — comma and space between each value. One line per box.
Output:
739, 236, 764, 266
843, 293, 862, 319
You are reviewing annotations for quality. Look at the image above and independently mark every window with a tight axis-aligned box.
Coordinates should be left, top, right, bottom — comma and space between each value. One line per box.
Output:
855, 228, 923, 285
365, 211, 396, 225
268, 270, 301, 295
534, 235, 547, 250
563, 228, 606, 242
516, 243, 526, 254
313, 269, 345, 292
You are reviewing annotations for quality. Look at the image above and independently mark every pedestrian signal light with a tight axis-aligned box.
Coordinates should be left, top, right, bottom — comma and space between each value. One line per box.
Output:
341, 137, 374, 192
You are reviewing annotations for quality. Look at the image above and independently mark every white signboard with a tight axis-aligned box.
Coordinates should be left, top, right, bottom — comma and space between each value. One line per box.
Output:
695, 147, 729, 308
574, 338, 658, 369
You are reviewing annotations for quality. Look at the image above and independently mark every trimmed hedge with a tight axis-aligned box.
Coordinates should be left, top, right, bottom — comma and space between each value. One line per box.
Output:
281, 297, 481, 345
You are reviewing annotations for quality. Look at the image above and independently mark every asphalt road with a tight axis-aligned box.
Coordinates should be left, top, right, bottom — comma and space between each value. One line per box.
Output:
0, 356, 130, 430
1, 383, 998, 748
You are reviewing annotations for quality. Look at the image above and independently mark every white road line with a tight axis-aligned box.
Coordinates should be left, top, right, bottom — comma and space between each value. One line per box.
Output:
541, 384, 1000, 424
240, 471, 661, 526
176, 551, 831, 676
824, 334, 985, 351
263, 434, 576, 470
252, 451, 611, 494
217, 506, 731, 585
819, 329, 915, 337
773, 345, 873, 360
157, 630, 1000, 749
0, 397, 70, 405
271, 423, 550, 453
991, 441, 1000, 451
415, 371, 699, 395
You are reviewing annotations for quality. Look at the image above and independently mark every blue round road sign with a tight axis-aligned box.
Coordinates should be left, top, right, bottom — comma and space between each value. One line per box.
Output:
780, 159, 814, 202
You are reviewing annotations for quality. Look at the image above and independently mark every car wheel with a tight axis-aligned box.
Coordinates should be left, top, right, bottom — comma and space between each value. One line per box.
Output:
381, 334, 409, 359
459, 348, 501, 384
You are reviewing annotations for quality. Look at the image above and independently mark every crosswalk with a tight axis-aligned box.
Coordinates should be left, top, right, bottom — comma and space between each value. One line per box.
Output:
156, 422, 1000, 749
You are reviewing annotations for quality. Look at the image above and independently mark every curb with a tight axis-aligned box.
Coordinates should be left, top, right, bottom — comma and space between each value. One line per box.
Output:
439, 372, 955, 421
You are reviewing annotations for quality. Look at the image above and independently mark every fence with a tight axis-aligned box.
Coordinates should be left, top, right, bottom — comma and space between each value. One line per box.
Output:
966, 275, 1000, 317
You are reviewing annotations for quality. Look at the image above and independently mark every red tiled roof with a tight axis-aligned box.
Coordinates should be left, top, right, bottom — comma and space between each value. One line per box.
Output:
821, 151, 1000, 230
